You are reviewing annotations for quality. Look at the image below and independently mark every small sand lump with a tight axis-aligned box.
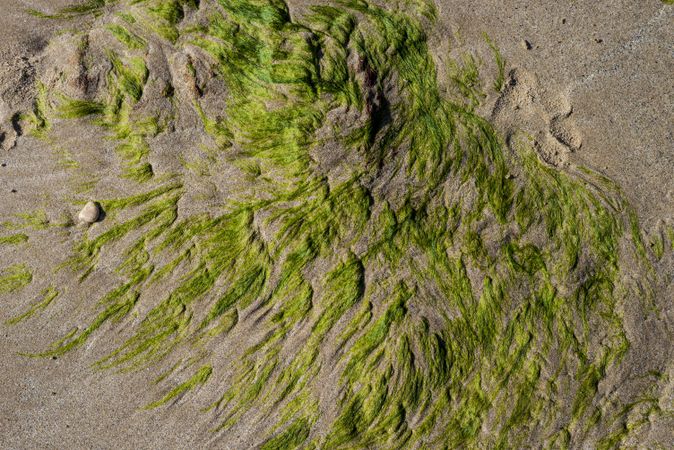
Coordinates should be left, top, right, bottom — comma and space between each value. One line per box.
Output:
78, 201, 100, 223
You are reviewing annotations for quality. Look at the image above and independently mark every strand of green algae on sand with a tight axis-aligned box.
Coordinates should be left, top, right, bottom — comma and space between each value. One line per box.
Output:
3, 0, 671, 447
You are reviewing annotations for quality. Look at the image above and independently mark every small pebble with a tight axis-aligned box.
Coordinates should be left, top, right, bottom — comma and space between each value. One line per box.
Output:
522, 39, 533, 50
78, 201, 100, 224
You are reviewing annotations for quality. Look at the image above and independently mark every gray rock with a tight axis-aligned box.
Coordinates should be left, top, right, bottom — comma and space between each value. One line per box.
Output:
78, 201, 100, 223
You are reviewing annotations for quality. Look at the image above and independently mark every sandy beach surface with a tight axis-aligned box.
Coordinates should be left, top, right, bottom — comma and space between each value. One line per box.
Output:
1, 1, 672, 448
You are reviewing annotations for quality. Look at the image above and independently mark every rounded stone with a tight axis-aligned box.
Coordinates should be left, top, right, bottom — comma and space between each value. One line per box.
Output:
78, 201, 100, 223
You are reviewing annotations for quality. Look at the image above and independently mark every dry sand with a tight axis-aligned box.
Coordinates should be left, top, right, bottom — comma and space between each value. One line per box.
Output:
1, 1, 672, 448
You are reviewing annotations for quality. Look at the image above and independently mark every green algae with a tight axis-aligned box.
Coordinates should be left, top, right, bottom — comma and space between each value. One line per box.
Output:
0, 264, 32, 296
2, 210, 51, 231
0, 234, 29, 246
27, 0, 116, 19
55, 147, 81, 169
6, 287, 59, 325
50, 45, 156, 182
20, 82, 51, 138
58, 98, 106, 119
261, 417, 311, 450
13, 0, 669, 447
484, 33, 505, 92
145, 365, 213, 409
108, 23, 147, 50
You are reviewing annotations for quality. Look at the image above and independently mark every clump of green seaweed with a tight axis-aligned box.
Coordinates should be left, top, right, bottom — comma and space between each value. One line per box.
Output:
0, 264, 33, 296
3, 0, 671, 448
